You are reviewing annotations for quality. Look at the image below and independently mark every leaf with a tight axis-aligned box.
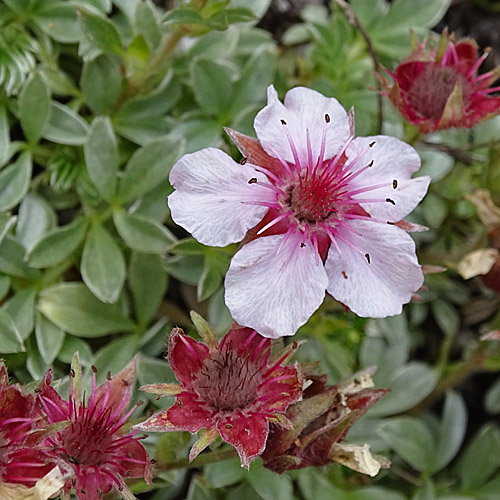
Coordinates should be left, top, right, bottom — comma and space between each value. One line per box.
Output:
247, 460, 293, 500
84, 116, 119, 202
32, 2, 81, 43
229, 47, 275, 116
0, 235, 39, 279
458, 424, 500, 491
370, 362, 438, 417
81, 224, 126, 303
205, 459, 246, 489
0, 214, 16, 246
485, 376, 500, 415
35, 312, 65, 365
0, 275, 10, 302
190, 57, 234, 117
118, 135, 185, 203
0, 104, 10, 167
378, 417, 435, 473
197, 256, 223, 301
81, 54, 122, 114
27, 217, 88, 268
431, 300, 460, 338
58, 335, 93, 366
2, 287, 37, 340
113, 75, 181, 145
135, 0, 161, 48
0, 309, 25, 353
113, 210, 175, 253
19, 73, 51, 144
43, 102, 89, 145
38, 282, 135, 337
432, 391, 467, 472
0, 153, 32, 212
92, 334, 138, 384
77, 8, 124, 56
128, 252, 167, 327
16, 193, 57, 252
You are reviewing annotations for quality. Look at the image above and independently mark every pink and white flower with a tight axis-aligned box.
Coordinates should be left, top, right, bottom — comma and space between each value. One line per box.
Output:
169, 86, 430, 338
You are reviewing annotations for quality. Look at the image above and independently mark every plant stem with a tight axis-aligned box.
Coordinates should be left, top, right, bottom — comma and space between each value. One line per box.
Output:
158, 448, 237, 471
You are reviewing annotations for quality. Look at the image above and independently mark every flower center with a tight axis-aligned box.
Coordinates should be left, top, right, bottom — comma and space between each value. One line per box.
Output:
61, 416, 112, 465
193, 349, 262, 412
408, 66, 465, 120
283, 169, 341, 224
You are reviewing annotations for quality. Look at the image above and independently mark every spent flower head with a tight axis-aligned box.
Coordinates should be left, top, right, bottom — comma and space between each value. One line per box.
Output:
0, 361, 54, 489
37, 355, 152, 500
169, 85, 430, 337
134, 314, 302, 468
380, 30, 500, 133
262, 369, 389, 476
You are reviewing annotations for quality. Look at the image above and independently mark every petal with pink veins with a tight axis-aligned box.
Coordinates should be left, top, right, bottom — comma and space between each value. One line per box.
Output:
325, 221, 424, 318
346, 136, 431, 221
225, 232, 328, 338
218, 413, 269, 469
254, 86, 350, 166
168, 148, 273, 246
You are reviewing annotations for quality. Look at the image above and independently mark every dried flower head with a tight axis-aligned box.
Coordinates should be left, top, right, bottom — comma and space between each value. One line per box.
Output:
37, 355, 152, 500
380, 30, 500, 133
262, 369, 389, 476
168, 85, 429, 337
134, 316, 302, 468
0, 361, 54, 489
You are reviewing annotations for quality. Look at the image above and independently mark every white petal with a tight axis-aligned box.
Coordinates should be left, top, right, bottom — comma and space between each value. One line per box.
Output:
325, 221, 423, 318
225, 232, 328, 338
168, 148, 273, 246
346, 135, 430, 221
254, 86, 350, 167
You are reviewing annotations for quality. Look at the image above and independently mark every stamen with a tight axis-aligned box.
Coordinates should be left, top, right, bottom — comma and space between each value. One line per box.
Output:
276, 225, 296, 256
257, 211, 293, 235
252, 164, 281, 184
330, 227, 365, 256
281, 124, 302, 171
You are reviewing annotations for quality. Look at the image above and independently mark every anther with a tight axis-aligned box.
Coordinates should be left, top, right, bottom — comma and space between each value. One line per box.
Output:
150, 459, 157, 464
342, 271, 348, 279
392, 179, 398, 189
225, 424, 233, 429
106, 371, 112, 381
69, 368, 75, 377
300, 243, 305, 248
325, 113, 330, 123
368, 160, 374, 167
240, 157, 248, 165
248, 177, 257, 184
91, 365, 98, 373
137, 400, 144, 406
385, 198, 396, 205
280, 119, 287, 125
122, 378, 129, 386
364, 253, 371, 264
369, 141, 376, 147
387, 221, 395, 225
177, 400, 183, 408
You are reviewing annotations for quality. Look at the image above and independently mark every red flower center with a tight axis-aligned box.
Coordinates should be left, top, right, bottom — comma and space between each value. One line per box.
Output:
407, 66, 468, 120
283, 165, 346, 224
59, 416, 114, 466
193, 349, 262, 412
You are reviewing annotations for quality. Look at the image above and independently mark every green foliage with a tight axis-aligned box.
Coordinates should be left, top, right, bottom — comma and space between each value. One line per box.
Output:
0, 0, 499, 498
